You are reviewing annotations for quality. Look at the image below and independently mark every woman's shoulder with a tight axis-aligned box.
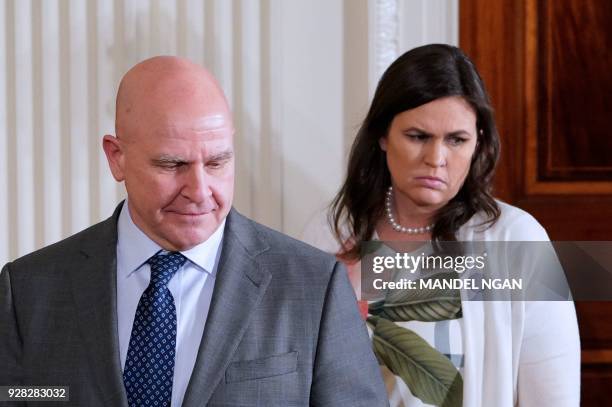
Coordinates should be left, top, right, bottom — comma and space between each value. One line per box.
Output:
302, 200, 550, 247
459, 199, 550, 241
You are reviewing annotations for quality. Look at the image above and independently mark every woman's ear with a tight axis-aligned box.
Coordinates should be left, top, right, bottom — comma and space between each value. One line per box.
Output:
471, 132, 481, 163
379, 137, 388, 152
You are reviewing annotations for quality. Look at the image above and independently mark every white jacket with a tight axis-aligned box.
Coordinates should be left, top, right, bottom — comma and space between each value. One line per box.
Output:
302, 200, 581, 407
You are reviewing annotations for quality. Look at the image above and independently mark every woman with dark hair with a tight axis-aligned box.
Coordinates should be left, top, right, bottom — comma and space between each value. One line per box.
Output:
303, 44, 580, 406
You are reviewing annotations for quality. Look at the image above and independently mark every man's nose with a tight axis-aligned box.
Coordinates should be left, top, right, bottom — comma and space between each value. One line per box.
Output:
181, 165, 211, 202
423, 140, 447, 168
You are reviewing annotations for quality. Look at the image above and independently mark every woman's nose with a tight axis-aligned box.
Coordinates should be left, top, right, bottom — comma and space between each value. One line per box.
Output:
423, 141, 447, 167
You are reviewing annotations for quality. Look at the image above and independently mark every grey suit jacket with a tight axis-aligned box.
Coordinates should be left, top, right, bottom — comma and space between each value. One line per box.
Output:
0, 204, 387, 406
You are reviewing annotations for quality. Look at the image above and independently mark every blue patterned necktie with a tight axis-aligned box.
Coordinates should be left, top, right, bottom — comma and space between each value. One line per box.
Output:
123, 251, 187, 407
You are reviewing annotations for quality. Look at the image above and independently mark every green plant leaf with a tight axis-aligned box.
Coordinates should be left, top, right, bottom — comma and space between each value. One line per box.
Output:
369, 272, 462, 322
369, 316, 463, 407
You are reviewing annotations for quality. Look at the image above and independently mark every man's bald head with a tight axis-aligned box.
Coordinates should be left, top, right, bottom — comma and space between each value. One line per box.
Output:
115, 56, 233, 141
103, 56, 235, 251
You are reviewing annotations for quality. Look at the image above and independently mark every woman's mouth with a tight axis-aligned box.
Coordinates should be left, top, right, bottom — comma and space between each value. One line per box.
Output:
414, 176, 446, 189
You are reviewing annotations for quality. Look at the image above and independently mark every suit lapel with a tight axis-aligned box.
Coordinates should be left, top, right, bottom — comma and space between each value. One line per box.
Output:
68, 205, 270, 406
182, 209, 271, 407
69, 203, 128, 406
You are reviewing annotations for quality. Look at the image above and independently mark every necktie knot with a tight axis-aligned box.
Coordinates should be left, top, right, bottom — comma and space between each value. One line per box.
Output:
147, 251, 187, 287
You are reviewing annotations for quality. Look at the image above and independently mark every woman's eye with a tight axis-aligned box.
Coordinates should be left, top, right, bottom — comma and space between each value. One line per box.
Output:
407, 133, 429, 141
448, 136, 467, 145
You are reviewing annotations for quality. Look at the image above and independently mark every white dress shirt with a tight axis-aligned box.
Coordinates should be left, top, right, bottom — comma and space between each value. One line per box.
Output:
116, 201, 225, 407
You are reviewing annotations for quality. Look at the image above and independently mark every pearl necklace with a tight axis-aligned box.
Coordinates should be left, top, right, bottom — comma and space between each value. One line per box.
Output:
384, 186, 434, 234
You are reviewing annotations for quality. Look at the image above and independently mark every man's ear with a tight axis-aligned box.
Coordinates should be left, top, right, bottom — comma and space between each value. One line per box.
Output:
379, 137, 388, 152
102, 135, 126, 182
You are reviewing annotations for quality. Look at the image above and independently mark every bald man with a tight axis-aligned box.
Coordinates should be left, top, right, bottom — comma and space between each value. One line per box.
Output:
0, 57, 387, 406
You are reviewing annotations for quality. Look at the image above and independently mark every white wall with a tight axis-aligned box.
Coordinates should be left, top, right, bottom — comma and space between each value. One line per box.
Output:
0, 0, 457, 264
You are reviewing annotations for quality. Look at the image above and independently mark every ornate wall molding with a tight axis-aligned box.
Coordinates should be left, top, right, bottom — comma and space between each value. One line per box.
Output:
375, 0, 400, 80
369, 0, 399, 97
368, 0, 459, 97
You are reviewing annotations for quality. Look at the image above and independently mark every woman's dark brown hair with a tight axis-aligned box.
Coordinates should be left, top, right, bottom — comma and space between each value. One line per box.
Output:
331, 44, 500, 259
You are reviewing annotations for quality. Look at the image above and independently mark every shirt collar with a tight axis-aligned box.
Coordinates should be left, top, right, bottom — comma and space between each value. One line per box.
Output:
117, 200, 226, 278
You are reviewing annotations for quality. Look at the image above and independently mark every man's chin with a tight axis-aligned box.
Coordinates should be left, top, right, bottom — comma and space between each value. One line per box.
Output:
165, 210, 215, 222
164, 226, 221, 251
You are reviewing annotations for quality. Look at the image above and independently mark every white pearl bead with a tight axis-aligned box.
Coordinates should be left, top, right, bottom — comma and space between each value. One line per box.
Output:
384, 186, 434, 234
